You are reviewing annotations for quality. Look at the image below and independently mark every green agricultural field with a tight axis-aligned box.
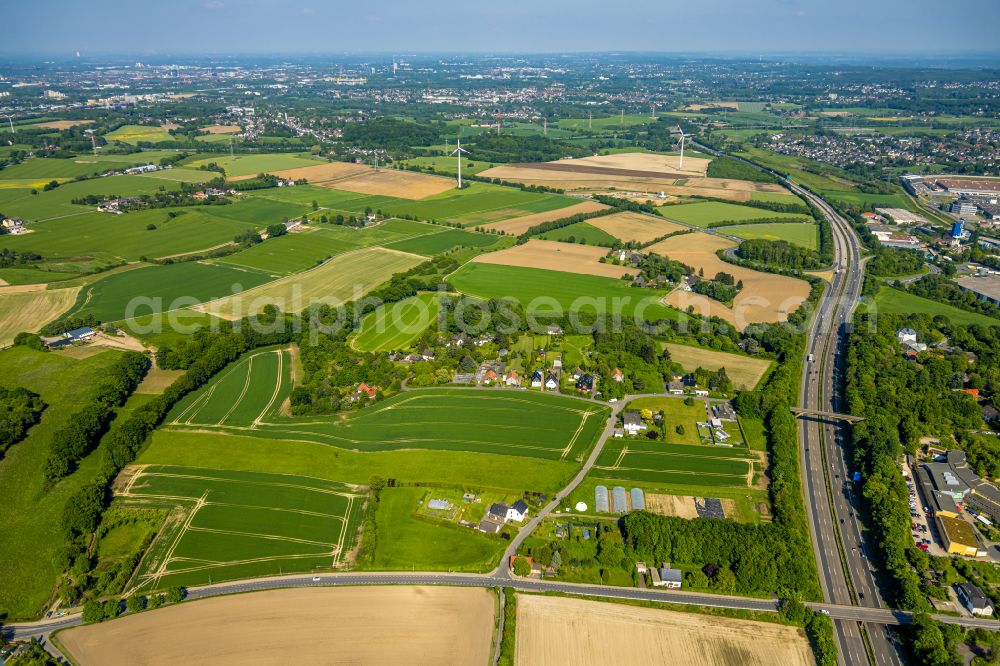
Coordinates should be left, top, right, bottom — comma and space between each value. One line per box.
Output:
366, 486, 504, 572
0, 174, 188, 222
68, 261, 275, 323
591, 439, 757, 488
0, 208, 259, 264
351, 293, 442, 352
536, 222, 618, 246
0, 347, 128, 620
450, 263, 684, 323
0, 157, 158, 181
166, 350, 609, 461
872, 287, 1000, 328
401, 156, 493, 176
256, 184, 407, 217
719, 222, 818, 250
208, 195, 313, 225
659, 201, 811, 227
137, 168, 214, 183
384, 228, 500, 256
186, 153, 324, 177
217, 230, 361, 274
140, 429, 579, 494
121, 465, 364, 591
106, 125, 173, 145
382, 184, 580, 227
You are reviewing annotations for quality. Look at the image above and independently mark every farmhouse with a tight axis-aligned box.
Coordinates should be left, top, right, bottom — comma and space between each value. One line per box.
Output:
66, 327, 96, 342
623, 411, 647, 435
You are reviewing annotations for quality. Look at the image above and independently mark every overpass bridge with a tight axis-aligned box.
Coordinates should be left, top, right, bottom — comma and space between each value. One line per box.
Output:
791, 406, 865, 423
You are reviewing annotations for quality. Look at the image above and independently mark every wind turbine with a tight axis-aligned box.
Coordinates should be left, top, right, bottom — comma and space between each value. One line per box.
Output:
4, 115, 14, 134
451, 136, 469, 188
84, 128, 97, 155
676, 127, 690, 170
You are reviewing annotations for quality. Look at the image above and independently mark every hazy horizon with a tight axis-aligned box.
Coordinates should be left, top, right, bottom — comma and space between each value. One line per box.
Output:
4, 0, 999, 57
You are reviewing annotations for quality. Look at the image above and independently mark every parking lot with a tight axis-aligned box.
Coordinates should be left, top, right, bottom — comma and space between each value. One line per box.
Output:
904, 462, 947, 557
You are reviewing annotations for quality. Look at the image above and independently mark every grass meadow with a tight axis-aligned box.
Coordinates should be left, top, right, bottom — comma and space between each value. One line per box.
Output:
872, 287, 1000, 328
0, 347, 128, 620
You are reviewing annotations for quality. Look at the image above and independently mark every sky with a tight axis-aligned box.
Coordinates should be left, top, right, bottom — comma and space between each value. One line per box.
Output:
4, 0, 1000, 57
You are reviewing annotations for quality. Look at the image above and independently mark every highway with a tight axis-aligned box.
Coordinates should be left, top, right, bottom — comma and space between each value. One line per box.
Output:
793, 181, 904, 666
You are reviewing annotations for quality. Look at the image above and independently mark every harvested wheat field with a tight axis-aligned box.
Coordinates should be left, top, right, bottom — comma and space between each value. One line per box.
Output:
0, 286, 79, 346
34, 119, 95, 130
516, 594, 812, 666
482, 200, 608, 235
475, 239, 634, 278
662, 342, 771, 390
331, 169, 456, 199
588, 211, 687, 243
480, 152, 711, 193
646, 493, 700, 519
229, 161, 368, 183
58, 586, 494, 666
202, 124, 241, 134
647, 233, 809, 329
654, 178, 790, 203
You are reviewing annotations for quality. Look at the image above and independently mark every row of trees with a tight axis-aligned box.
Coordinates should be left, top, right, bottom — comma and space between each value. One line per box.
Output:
0, 386, 45, 459
43, 352, 150, 483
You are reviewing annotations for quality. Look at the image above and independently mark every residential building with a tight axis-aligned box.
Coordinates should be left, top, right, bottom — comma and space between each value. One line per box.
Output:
507, 500, 529, 523
611, 367, 624, 383
545, 374, 558, 390
956, 583, 994, 616
575, 373, 594, 393
530, 370, 543, 388
623, 410, 647, 435
650, 563, 683, 589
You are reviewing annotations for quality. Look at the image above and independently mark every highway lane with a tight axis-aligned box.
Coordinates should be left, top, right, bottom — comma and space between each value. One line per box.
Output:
793, 182, 904, 666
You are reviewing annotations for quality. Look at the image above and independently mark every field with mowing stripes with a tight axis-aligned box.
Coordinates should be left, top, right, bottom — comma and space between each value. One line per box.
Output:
165, 350, 609, 461
351, 293, 442, 352
119, 465, 364, 591
196, 246, 424, 319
